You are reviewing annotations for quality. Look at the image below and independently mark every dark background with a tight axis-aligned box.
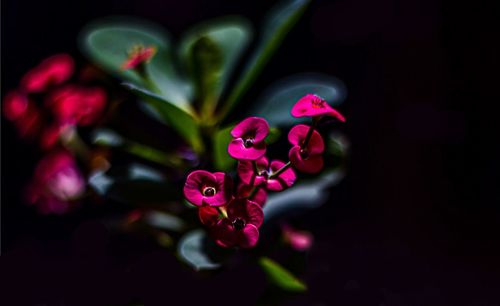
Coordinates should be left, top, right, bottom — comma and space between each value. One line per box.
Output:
2, 0, 500, 305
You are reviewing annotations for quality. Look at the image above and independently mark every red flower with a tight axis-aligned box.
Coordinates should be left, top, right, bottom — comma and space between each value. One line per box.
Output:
288, 124, 325, 173
291, 94, 345, 121
21, 54, 74, 93
183, 170, 232, 207
237, 183, 267, 207
46, 85, 107, 126
2, 90, 42, 138
213, 198, 264, 249
228, 117, 269, 160
27, 150, 85, 214
121, 45, 157, 70
237, 156, 296, 191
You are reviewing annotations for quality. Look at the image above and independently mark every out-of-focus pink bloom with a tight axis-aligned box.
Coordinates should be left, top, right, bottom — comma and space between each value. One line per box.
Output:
183, 170, 232, 207
228, 117, 269, 160
288, 124, 325, 173
2, 90, 43, 139
291, 94, 345, 121
27, 150, 85, 214
3, 91, 29, 121
282, 224, 313, 251
237, 183, 267, 207
237, 156, 296, 191
121, 45, 157, 70
20, 54, 74, 93
46, 85, 107, 126
213, 199, 264, 249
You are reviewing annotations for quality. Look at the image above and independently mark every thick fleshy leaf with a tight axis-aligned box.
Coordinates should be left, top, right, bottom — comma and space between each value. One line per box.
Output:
88, 164, 178, 205
179, 17, 252, 118
124, 83, 203, 154
79, 18, 192, 111
213, 125, 237, 171
219, 0, 311, 120
92, 128, 184, 168
252, 73, 347, 126
259, 257, 307, 292
143, 211, 186, 232
178, 229, 222, 271
263, 170, 345, 222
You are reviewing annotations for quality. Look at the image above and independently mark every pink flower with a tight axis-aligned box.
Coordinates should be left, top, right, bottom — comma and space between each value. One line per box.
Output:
20, 54, 74, 93
2, 90, 42, 139
237, 156, 296, 191
237, 183, 267, 207
228, 117, 269, 160
27, 150, 85, 214
198, 206, 220, 226
288, 124, 325, 173
183, 170, 232, 207
121, 45, 157, 70
282, 224, 313, 251
213, 198, 264, 249
291, 94, 345, 121
45, 85, 107, 126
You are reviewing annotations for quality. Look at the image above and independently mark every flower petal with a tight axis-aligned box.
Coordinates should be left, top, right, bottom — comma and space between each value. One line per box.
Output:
183, 170, 215, 206
199, 206, 220, 226
228, 139, 266, 160
289, 146, 324, 174
237, 183, 267, 207
230, 117, 270, 142
238, 224, 259, 248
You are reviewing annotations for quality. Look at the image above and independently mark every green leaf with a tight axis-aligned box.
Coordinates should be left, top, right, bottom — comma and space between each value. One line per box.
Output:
219, 0, 311, 120
259, 257, 307, 292
88, 164, 179, 205
213, 125, 237, 171
252, 73, 347, 126
266, 127, 282, 144
179, 17, 252, 118
124, 83, 204, 154
92, 128, 184, 168
263, 170, 345, 222
79, 17, 193, 113
178, 230, 223, 271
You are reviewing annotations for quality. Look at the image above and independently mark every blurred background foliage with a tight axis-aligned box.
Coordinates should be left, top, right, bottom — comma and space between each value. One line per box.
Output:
2, 0, 500, 305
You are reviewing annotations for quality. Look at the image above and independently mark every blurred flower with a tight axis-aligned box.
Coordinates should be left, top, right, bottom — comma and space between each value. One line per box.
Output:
228, 117, 269, 160
46, 84, 107, 126
291, 94, 345, 121
237, 156, 296, 191
20, 53, 74, 93
2, 90, 42, 138
183, 170, 232, 207
27, 150, 85, 214
237, 183, 267, 207
213, 198, 263, 249
288, 124, 325, 173
282, 224, 313, 251
121, 45, 157, 71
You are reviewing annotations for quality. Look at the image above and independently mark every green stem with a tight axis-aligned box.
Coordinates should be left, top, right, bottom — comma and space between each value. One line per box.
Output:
217, 206, 228, 219
300, 117, 320, 151
268, 161, 292, 179
247, 185, 261, 200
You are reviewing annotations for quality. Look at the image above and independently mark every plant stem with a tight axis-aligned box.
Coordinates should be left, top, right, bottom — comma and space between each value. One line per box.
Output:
268, 161, 291, 179
216, 206, 228, 219
247, 185, 261, 200
300, 117, 320, 150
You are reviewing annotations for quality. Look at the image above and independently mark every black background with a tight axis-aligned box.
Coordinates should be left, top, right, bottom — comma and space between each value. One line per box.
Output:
2, 0, 500, 305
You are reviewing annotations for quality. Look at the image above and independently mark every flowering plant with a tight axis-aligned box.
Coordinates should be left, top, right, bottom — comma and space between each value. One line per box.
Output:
2, 0, 348, 294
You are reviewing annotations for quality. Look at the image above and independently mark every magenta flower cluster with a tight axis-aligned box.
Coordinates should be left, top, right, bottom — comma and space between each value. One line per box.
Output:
184, 94, 345, 248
